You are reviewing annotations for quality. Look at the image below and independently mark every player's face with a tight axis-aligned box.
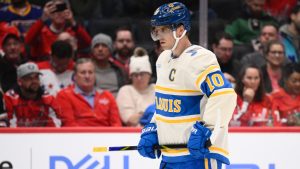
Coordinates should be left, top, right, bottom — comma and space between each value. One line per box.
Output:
151, 26, 174, 50
266, 44, 285, 67
131, 72, 151, 90
286, 72, 300, 95
92, 43, 111, 61
74, 62, 96, 92
242, 67, 260, 91
213, 38, 233, 64
18, 73, 41, 93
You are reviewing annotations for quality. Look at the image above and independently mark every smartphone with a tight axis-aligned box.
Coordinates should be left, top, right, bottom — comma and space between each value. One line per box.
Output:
52, 3, 67, 13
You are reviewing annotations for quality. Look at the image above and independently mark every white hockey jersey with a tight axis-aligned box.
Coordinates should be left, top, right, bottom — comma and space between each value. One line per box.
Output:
40, 69, 73, 96
154, 45, 237, 163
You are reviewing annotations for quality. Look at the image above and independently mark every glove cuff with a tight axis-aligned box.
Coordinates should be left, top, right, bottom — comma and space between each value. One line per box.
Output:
141, 123, 157, 137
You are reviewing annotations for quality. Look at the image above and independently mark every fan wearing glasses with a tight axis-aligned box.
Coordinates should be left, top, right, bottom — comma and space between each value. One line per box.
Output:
261, 40, 288, 93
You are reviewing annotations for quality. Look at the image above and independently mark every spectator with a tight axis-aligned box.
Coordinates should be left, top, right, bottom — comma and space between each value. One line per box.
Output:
111, 26, 135, 78
271, 63, 300, 126
231, 64, 274, 126
25, 0, 91, 61
91, 33, 127, 97
57, 31, 91, 59
56, 58, 122, 127
279, 5, 300, 63
225, 0, 277, 45
0, 21, 19, 51
57, 32, 77, 55
0, 0, 42, 36
3, 62, 60, 127
261, 40, 286, 93
211, 32, 240, 85
240, 23, 280, 67
0, 33, 27, 92
38, 40, 74, 96
116, 47, 155, 127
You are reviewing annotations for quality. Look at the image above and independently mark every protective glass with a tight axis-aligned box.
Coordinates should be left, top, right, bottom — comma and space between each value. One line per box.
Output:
150, 26, 173, 41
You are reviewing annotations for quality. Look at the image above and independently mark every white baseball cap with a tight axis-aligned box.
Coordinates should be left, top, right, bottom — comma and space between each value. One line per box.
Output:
17, 62, 41, 78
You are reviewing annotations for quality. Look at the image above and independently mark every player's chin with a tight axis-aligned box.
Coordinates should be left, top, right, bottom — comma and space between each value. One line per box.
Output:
160, 42, 169, 50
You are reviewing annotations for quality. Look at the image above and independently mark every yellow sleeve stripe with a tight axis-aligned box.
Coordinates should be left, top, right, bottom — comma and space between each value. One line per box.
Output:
161, 146, 229, 156
156, 116, 201, 123
195, 65, 220, 87
210, 89, 236, 98
155, 85, 199, 93
209, 146, 229, 156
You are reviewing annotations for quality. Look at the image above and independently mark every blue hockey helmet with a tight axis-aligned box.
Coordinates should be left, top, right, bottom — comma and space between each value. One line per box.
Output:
151, 2, 191, 31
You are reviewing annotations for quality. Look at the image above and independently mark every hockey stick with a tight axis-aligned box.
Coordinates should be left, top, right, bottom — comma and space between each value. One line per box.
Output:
94, 109, 223, 153
93, 144, 187, 152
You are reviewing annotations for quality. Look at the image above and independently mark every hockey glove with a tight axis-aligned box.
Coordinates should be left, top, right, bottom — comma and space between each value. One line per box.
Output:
137, 123, 161, 159
187, 121, 212, 158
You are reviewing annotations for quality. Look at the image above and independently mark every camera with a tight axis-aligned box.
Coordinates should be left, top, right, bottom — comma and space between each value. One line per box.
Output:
51, 3, 67, 13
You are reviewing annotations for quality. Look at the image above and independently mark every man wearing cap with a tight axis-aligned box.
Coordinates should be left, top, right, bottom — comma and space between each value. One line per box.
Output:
3, 62, 61, 127
91, 33, 127, 97
116, 47, 155, 126
0, 33, 27, 92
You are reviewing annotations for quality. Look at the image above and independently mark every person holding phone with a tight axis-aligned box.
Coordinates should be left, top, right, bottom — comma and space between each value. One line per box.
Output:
25, 0, 91, 61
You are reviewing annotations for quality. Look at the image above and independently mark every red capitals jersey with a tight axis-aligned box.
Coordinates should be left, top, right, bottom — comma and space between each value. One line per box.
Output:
4, 88, 60, 127
234, 95, 274, 126
271, 88, 300, 123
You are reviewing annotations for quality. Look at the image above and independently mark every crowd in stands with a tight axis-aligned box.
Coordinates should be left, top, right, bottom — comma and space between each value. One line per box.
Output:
0, 0, 300, 127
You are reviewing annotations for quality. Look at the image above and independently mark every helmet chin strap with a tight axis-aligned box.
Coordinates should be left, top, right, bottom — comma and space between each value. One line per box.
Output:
171, 30, 187, 52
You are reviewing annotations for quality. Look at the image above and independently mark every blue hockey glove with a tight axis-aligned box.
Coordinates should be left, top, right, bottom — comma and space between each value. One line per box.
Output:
187, 121, 212, 158
137, 123, 161, 159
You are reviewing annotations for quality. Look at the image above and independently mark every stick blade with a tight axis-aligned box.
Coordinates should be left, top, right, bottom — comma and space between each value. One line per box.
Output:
93, 147, 108, 152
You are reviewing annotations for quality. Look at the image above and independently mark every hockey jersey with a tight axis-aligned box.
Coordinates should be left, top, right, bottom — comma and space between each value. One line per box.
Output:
38, 61, 74, 96
154, 45, 237, 164
4, 87, 60, 127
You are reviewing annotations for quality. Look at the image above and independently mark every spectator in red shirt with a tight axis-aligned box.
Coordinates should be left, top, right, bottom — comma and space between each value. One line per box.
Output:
56, 58, 122, 127
25, 0, 91, 61
4, 62, 61, 127
0, 21, 19, 51
271, 63, 300, 126
231, 64, 274, 126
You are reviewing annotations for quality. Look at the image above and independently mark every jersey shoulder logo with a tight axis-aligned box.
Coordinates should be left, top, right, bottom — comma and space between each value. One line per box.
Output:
186, 47, 201, 56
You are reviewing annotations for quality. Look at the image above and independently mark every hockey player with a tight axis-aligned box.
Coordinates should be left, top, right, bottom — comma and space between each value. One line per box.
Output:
137, 2, 237, 169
